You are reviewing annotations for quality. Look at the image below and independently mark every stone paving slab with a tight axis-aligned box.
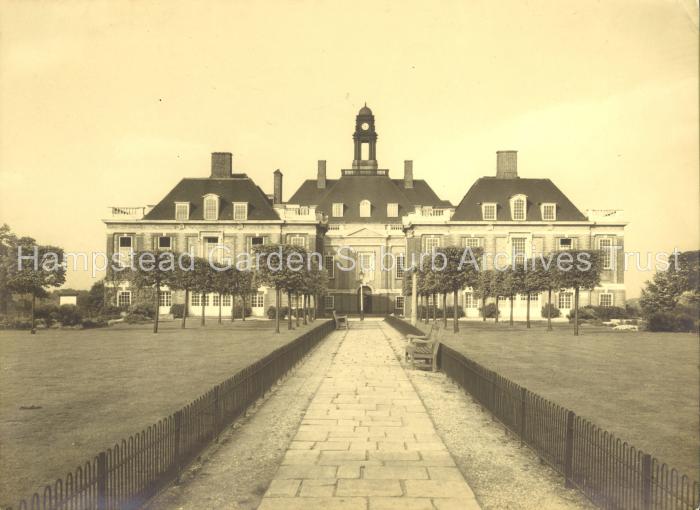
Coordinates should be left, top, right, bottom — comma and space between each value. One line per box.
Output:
258, 322, 481, 509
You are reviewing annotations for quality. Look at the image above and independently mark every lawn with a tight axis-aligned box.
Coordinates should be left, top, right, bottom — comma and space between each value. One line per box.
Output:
0, 319, 325, 507
422, 320, 699, 482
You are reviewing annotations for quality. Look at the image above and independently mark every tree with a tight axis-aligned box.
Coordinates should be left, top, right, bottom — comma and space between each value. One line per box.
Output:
0, 224, 19, 316
5, 237, 66, 333
555, 250, 603, 336
212, 267, 236, 324
190, 257, 215, 326
130, 250, 176, 333
83, 279, 106, 317
236, 270, 256, 321
474, 269, 494, 321
490, 269, 509, 324
523, 257, 553, 329
169, 253, 197, 329
434, 246, 482, 332
640, 250, 700, 315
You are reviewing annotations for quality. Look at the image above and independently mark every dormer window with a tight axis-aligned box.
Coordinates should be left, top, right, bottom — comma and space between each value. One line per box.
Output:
233, 202, 248, 221
482, 203, 497, 221
175, 202, 190, 221
510, 194, 527, 221
332, 203, 344, 217
387, 203, 399, 217
541, 203, 556, 221
203, 194, 219, 220
360, 200, 371, 218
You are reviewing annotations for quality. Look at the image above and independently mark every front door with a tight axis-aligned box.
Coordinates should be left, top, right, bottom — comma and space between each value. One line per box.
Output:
358, 286, 372, 313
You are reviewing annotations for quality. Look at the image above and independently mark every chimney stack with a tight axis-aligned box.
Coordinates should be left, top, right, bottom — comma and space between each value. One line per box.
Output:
273, 169, 283, 204
317, 160, 327, 189
404, 160, 414, 189
496, 151, 518, 179
211, 152, 233, 178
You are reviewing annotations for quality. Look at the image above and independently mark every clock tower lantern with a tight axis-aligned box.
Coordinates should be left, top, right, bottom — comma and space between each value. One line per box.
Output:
352, 104, 378, 171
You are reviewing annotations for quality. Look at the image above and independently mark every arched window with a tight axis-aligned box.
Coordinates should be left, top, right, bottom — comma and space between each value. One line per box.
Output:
359, 199, 371, 218
203, 194, 219, 220
510, 194, 527, 221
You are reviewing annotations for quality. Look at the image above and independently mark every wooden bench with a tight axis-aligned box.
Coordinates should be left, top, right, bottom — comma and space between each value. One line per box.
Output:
332, 310, 348, 330
404, 324, 440, 371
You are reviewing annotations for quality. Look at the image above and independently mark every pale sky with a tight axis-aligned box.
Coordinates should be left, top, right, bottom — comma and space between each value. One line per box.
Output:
0, 0, 697, 297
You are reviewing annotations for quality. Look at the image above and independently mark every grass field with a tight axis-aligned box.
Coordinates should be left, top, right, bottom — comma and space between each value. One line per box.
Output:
0, 319, 323, 507
421, 319, 699, 482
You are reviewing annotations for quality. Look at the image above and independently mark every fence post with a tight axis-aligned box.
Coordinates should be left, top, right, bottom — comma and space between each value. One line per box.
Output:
489, 370, 497, 418
173, 410, 182, 479
519, 387, 526, 446
641, 453, 652, 510
213, 385, 221, 436
97, 451, 107, 510
564, 410, 575, 488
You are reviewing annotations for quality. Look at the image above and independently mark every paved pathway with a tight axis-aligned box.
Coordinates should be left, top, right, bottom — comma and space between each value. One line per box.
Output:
258, 321, 480, 510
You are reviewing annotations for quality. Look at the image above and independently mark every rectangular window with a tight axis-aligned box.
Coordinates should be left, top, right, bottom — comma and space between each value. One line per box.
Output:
158, 236, 171, 250
359, 252, 375, 281
212, 294, 220, 306
512, 198, 526, 220
558, 292, 572, 309
360, 200, 371, 218
599, 238, 614, 270
511, 237, 526, 264
324, 255, 335, 278
118, 235, 133, 267
222, 295, 232, 307
289, 235, 305, 247
233, 202, 248, 221
599, 293, 613, 307
423, 236, 441, 252
395, 296, 405, 314
542, 204, 556, 221
251, 292, 265, 308
191, 293, 200, 307
332, 203, 344, 217
159, 290, 172, 307
464, 292, 478, 309
483, 203, 497, 221
175, 203, 189, 221
387, 203, 399, 217
204, 236, 220, 262
396, 254, 405, 279
559, 238, 573, 251
324, 295, 335, 310
463, 237, 481, 249
117, 291, 131, 309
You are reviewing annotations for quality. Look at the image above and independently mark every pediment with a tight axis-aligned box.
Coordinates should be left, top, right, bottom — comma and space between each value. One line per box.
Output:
344, 227, 386, 238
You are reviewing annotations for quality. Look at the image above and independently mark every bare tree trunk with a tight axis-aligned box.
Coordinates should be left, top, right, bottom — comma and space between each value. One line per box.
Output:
495, 296, 499, 323
303, 295, 308, 325
231, 294, 235, 321
182, 288, 188, 329
218, 292, 222, 324
442, 293, 447, 328
201, 294, 205, 326
154, 286, 160, 333
296, 293, 301, 326
526, 294, 531, 329
574, 286, 580, 336
241, 293, 246, 320
509, 295, 514, 327
275, 288, 280, 334
547, 288, 553, 331
30, 292, 36, 334
482, 296, 486, 321
432, 293, 437, 324
287, 291, 293, 330
453, 289, 459, 333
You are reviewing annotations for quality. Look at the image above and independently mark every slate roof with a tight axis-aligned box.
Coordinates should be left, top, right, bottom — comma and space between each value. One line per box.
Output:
288, 174, 451, 223
144, 176, 280, 221
451, 177, 587, 221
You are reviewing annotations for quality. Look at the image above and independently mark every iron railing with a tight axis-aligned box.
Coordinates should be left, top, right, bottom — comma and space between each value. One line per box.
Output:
384, 317, 699, 510
11, 320, 335, 510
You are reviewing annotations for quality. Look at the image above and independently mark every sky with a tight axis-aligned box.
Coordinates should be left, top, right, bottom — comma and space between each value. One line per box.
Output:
0, 0, 698, 297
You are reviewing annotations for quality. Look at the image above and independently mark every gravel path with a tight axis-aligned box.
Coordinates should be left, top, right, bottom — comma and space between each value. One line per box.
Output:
381, 323, 596, 510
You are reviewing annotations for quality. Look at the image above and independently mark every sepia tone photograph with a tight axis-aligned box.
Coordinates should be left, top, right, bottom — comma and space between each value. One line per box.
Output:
0, 1, 698, 509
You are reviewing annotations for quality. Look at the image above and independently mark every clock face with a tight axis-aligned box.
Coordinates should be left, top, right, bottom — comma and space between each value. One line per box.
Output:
361, 122, 369, 131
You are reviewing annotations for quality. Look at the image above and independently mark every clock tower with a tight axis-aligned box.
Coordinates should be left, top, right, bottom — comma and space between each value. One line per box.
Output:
352, 104, 378, 171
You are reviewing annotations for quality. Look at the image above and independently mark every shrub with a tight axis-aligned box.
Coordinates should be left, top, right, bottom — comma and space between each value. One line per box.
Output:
130, 303, 155, 319
101, 305, 123, 320
1, 319, 34, 330
591, 306, 627, 321
170, 303, 185, 319
435, 306, 465, 318
267, 306, 288, 319
233, 306, 252, 318
568, 306, 597, 322
647, 310, 698, 333
541, 303, 560, 318
35, 304, 60, 326
81, 318, 108, 329
57, 305, 83, 326
481, 303, 500, 318
124, 313, 150, 324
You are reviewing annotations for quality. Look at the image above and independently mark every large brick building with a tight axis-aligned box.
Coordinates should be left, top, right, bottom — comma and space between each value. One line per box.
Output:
103, 106, 626, 318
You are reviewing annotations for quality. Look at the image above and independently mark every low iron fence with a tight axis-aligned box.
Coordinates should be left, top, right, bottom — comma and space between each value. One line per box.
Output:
11, 319, 335, 510
385, 316, 699, 510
